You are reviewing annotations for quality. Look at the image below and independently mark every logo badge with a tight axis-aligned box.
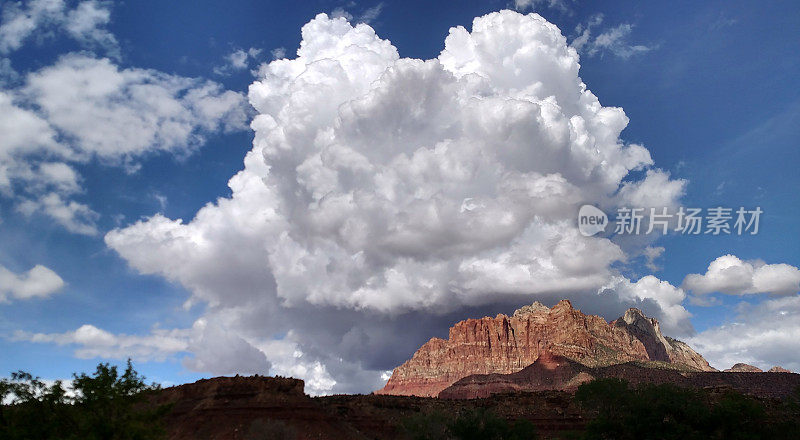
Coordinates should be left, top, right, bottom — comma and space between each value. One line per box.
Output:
578, 205, 608, 237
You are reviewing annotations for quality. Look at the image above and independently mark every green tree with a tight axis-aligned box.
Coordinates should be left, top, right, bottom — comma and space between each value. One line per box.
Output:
0, 360, 169, 440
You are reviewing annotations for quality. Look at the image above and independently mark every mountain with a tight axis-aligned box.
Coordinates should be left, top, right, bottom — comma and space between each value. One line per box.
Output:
439, 350, 800, 399
377, 299, 714, 397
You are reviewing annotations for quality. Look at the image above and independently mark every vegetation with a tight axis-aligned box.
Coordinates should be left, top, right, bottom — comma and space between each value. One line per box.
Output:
575, 378, 800, 440
0, 360, 169, 440
402, 408, 538, 440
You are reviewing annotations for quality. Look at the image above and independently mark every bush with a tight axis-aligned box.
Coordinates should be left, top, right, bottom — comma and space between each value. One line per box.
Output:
575, 378, 800, 440
402, 408, 538, 440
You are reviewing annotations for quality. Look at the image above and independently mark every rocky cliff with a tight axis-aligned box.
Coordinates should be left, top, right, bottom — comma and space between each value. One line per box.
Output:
377, 300, 714, 397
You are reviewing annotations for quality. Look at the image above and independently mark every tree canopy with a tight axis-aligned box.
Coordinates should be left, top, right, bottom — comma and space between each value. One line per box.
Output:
0, 360, 169, 440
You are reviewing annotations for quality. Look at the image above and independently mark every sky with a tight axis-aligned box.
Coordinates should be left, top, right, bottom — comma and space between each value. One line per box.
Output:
0, 0, 798, 394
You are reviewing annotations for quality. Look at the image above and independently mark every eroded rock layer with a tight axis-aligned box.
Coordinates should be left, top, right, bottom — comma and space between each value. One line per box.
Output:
440, 351, 800, 399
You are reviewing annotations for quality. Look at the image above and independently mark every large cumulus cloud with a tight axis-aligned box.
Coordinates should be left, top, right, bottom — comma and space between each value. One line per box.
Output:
96, 11, 690, 394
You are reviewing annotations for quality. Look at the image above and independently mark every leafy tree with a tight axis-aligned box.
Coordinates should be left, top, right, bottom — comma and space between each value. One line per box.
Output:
0, 360, 169, 440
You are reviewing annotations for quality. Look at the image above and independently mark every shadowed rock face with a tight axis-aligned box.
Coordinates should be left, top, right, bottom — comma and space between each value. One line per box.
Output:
153, 376, 362, 440
725, 363, 764, 372
439, 350, 800, 400
377, 300, 713, 397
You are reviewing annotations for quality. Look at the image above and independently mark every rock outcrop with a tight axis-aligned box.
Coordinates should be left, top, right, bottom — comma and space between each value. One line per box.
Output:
725, 363, 764, 373
768, 366, 793, 373
440, 350, 800, 400
377, 300, 713, 397
153, 376, 361, 440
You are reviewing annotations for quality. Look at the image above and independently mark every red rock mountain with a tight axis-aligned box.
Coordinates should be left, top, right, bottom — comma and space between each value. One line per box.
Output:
377, 300, 714, 397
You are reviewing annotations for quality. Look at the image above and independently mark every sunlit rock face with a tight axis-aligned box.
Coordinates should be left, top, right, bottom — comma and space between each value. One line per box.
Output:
378, 300, 712, 397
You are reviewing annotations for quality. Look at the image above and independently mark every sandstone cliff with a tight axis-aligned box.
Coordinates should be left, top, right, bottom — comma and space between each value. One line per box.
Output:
377, 300, 714, 397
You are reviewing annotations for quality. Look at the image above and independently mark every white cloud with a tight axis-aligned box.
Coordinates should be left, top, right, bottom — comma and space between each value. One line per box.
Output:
214, 47, 263, 76
643, 245, 664, 271
359, 3, 384, 24
687, 295, 800, 372
0, 53, 248, 233
0, 91, 60, 158
0, 0, 118, 56
0, 263, 64, 301
14, 324, 190, 361
0, 90, 62, 193
683, 254, 800, 296
16, 192, 99, 235
270, 47, 286, 60
514, 0, 571, 14
23, 54, 247, 161
0, 57, 18, 84
330, 3, 384, 24
93, 11, 687, 393
63, 0, 118, 56
571, 14, 654, 59
329, 7, 353, 22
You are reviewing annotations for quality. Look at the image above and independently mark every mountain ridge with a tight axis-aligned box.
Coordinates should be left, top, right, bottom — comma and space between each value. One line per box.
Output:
377, 299, 714, 397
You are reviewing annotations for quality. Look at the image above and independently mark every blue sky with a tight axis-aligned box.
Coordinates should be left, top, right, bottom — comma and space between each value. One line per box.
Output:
1, 0, 798, 393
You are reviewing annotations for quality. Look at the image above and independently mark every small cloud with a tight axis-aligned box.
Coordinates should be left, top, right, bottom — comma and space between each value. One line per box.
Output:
330, 7, 353, 22
643, 246, 665, 272
330, 3, 384, 24
270, 47, 286, 60
0, 0, 119, 57
514, 0, 572, 14
688, 294, 722, 307
16, 193, 100, 236
214, 47, 263, 76
710, 13, 738, 31
714, 181, 726, 196
571, 14, 656, 59
153, 192, 167, 212
0, 57, 18, 85
0, 264, 65, 302
360, 3, 384, 24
